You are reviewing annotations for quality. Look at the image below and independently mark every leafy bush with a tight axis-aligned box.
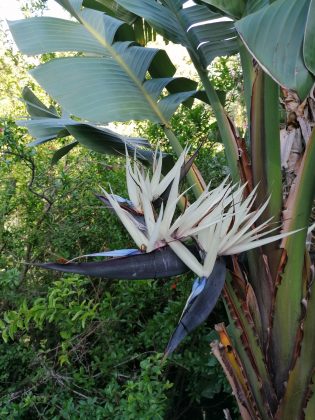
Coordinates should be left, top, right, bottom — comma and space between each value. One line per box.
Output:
0, 113, 234, 417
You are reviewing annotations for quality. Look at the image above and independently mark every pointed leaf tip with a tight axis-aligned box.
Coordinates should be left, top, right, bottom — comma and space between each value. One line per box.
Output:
165, 258, 226, 356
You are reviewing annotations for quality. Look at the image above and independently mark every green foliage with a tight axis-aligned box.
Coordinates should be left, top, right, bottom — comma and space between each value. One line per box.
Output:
0, 4, 243, 415
4, 0, 315, 417
1, 276, 98, 347
235, 0, 315, 99
0, 271, 233, 418
0, 112, 233, 417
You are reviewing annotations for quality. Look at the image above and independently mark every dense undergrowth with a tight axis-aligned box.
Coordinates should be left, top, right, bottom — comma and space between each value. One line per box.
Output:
0, 110, 236, 418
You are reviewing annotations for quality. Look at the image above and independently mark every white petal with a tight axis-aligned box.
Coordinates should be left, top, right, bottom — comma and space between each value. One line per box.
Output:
168, 240, 204, 278
220, 197, 271, 252
222, 228, 301, 255
126, 157, 142, 210
146, 204, 164, 252
219, 218, 275, 254
203, 224, 221, 276
104, 191, 148, 249
159, 162, 181, 236
154, 151, 185, 198
151, 150, 163, 194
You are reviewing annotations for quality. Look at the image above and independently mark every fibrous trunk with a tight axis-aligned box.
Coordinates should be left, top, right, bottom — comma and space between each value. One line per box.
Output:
211, 74, 315, 418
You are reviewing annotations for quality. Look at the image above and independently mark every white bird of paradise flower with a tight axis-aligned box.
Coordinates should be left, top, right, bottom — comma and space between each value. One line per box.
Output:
101, 148, 300, 278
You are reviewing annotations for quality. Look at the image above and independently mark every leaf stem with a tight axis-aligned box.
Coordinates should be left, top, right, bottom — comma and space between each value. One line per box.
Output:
239, 43, 255, 124
191, 59, 240, 183
271, 127, 315, 395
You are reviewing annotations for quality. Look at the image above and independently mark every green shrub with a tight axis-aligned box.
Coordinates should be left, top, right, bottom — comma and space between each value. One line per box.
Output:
0, 113, 234, 418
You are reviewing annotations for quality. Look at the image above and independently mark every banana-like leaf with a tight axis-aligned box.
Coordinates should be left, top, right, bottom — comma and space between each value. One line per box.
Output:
36, 245, 198, 279
64, 125, 152, 158
19, 87, 153, 162
200, 0, 245, 18
165, 258, 226, 355
22, 86, 59, 119
244, 0, 269, 15
236, 0, 315, 99
9, 16, 134, 55
200, 0, 268, 18
83, 0, 137, 24
303, 0, 315, 76
21, 118, 154, 161
116, 0, 238, 67
54, 0, 83, 20
10, 8, 205, 126
82, 0, 157, 45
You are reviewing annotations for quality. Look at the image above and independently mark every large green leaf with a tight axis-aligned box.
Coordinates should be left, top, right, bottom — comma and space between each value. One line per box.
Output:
244, 0, 269, 15
28, 53, 200, 123
236, 0, 315, 99
8, 16, 132, 55
10, 8, 203, 126
82, 0, 157, 45
64, 124, 152, 157
19, 116, 154, 158
200, 0, 277, 18
303, 0, 315, 75
54, 0, 83, 20
83, 0, 137, 23
117, 0, 183, 44
18, 117, 72, 145
116, 0, 238, 67
199, 0, 245, 18
19, 87, 153, 162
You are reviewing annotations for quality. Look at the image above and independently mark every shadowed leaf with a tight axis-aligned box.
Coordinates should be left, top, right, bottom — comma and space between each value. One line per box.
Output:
303, 0, 315, 76
117, 0, 238, 66
19, 87, 155, 162
51, 141, 79, 164
236, 0, 314, 99
165, 258, 226, 355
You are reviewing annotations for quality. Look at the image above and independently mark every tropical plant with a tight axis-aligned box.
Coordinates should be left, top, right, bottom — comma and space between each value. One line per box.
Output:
8, 0, 315, 418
